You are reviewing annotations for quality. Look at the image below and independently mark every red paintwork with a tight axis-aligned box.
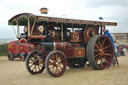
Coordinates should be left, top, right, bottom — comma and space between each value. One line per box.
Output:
54, 42, 71, 51
118, 45, 128, 53
53, 42, 85, 58
65, 47, 74, 57
7, 39, 35, 55
64, 47, 85, 58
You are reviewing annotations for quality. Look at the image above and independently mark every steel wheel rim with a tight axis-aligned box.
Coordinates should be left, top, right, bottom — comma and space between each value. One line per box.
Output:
47, 52, 66, 77
94, 36, 113, 69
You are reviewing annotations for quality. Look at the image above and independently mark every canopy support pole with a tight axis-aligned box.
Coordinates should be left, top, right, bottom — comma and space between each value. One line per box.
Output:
28, 19, 30, 37
16, 21, 19, 38
61, 23, 63, 41
31, 16, 36, 34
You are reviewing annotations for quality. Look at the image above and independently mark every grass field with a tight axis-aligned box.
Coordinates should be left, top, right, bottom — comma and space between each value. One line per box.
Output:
0, 43, 7, 56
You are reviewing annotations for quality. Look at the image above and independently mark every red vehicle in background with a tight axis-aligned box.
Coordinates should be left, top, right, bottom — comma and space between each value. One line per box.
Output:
117, 45, 128, 56
7, 38, 35, 61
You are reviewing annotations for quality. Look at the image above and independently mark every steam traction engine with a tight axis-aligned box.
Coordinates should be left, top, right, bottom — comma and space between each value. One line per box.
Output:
8, 13, 117, 77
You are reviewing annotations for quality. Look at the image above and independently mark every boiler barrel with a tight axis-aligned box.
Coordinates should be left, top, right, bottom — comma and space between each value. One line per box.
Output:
39, 42, 71, 51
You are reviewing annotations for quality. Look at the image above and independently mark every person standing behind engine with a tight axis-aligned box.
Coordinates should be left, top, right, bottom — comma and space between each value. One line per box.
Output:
103, 28, 119, 66
103, 28, 115, 49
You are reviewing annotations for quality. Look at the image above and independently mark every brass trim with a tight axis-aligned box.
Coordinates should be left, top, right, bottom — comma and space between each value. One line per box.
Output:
61, 42, 63, 46
31, 16, 36, 34
70, 40, 81, 42
61, 42, 65, 51
73, 32, 79, 40
28, 18, 30, 36
53, 42, 56, 51
38, 17, 49, 21
61, 23, 63, 41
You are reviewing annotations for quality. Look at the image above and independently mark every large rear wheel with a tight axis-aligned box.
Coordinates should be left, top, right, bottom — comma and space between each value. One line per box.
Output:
45, 51, 66, 77
86, 35, 113, 70
25, 51, 45, 74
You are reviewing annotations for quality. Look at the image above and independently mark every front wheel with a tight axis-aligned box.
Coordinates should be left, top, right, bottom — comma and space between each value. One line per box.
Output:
45, 51, 67, 77
86, 35, 113, 70
8, 52, 14, 61
25, 51, 45, 74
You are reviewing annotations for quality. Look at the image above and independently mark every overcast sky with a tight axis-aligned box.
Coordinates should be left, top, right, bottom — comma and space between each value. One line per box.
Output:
0, 0, 128, 39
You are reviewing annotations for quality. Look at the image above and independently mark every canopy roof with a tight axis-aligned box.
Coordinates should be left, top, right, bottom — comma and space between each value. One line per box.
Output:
8, 13, 35, 26
8, 13, 117, 26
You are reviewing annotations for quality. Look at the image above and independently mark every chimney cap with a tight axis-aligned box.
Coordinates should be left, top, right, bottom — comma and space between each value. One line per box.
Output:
40, 8, 48, 14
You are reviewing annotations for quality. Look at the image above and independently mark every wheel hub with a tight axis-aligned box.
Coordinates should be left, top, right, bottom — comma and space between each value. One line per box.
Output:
99, 49, 104, 56
33, 60, 39, 65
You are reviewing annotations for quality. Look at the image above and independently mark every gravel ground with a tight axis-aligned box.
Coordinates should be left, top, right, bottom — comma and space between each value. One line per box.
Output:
0, 54, 128, 85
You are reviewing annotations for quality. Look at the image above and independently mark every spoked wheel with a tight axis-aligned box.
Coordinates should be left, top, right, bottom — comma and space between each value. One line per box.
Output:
8, 52, 14, 61
86, 35, 113, 70
84, 25, 98, 43
67, 58, 87, 68
25, 51, 45, 74
45, 51, 66, 77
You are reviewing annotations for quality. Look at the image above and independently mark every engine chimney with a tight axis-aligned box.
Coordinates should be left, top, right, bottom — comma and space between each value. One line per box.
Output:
40, 8, 48, 14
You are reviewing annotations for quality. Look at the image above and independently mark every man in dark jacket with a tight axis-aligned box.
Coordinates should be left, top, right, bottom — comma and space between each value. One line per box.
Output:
103, 29, 115, 49
103, 28, 119, 66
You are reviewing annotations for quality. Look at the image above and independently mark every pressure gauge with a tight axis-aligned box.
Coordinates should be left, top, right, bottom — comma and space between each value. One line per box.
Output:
38, 25, 44, 33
